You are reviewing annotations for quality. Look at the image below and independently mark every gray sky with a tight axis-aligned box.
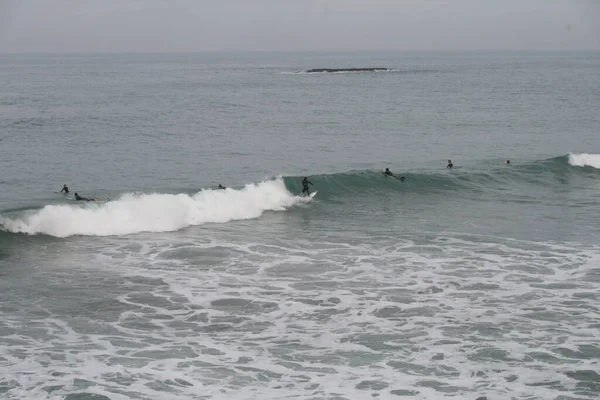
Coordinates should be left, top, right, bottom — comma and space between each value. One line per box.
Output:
0, 0, 598, 53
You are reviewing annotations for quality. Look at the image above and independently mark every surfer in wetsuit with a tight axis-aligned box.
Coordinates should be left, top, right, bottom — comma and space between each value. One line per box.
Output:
74, 193, 94, 201
447, 160, 454, 169
59, 184, 69, 194
505, 160, 510, 165
218, 184, 226, 190
301, 177, 313, 196
384, 168, 405, 181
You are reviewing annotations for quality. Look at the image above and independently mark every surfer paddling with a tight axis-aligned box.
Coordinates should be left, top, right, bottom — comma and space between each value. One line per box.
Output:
301, 177, 313, 196
447, 160, 454, 169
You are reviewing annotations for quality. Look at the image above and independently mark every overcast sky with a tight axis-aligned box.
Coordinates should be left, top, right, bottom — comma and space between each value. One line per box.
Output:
0, 0, 598, 53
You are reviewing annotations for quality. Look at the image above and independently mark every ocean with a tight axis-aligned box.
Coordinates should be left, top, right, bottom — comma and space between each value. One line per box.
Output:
1, 51, 599, 400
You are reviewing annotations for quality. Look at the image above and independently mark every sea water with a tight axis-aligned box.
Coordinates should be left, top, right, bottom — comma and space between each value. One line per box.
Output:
1, 52, 599, 399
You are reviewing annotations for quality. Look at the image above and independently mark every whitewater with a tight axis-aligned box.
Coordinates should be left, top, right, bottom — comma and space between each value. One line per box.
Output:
568, 153, 600, 169
0, 179, 305, 237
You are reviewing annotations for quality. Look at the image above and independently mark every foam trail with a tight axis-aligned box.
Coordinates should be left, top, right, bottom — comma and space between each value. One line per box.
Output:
1, 179, 303, 237
568, 153, 600, 169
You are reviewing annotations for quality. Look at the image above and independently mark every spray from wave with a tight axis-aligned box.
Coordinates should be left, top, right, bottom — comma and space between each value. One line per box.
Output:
0, 179, 305, 238
568, 153, 600, 169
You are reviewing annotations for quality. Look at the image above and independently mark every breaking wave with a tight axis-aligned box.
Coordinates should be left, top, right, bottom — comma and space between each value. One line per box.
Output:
568, 153, 600, 169
0, 179, 305, 238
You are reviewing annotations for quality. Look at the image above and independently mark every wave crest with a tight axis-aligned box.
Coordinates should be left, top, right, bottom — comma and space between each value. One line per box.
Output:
568, 153, 600, 169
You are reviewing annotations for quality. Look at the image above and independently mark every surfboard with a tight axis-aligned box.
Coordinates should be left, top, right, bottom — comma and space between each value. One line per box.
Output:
383, 172, 402, 180
309, 191, 317, 198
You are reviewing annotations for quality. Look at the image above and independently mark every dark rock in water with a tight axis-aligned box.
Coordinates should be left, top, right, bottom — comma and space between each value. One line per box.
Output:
305, 68, 389, 73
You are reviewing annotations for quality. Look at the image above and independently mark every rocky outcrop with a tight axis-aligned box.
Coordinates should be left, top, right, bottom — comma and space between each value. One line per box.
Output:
305, 68, 389, 73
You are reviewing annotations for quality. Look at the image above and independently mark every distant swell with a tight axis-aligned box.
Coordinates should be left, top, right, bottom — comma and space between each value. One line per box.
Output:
568, 153, 600, 169
0, 179, 304, 238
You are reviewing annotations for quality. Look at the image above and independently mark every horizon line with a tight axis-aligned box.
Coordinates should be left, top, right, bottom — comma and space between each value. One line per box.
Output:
0, 49, 599, 56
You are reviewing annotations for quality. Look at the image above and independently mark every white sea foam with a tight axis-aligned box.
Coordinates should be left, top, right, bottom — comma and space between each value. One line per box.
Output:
2, 232, 599, 400
0, 179, 304, 237
568, 152, 600, 169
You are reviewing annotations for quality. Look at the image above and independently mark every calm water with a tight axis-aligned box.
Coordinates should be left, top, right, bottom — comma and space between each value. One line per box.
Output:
1, 52, 600, 400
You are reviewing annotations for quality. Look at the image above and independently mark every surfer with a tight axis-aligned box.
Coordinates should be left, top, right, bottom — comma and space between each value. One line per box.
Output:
447, 160, 454, 169
301, 177, 313, 196
218, 184, 226, 190
505, 160, 510, 165
59, 184, 69, 194
74, 193, 95, 201
383, 168, 406, 181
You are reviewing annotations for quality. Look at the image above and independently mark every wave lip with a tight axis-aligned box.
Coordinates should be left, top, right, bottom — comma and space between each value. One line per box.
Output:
0, 179, 302, 238
568, 153, 600, 169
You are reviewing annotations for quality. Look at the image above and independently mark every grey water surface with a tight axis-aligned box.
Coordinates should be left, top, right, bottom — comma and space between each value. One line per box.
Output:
1, 51, 599, 400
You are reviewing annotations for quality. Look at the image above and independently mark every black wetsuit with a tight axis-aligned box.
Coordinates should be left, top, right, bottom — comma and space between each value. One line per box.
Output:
60, 186, 69, 194
75, 194, 93, 201
447, 162, 453, 169
301, 179, 313, 195
218, 185, 226, 190
384, 170, 393, 176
